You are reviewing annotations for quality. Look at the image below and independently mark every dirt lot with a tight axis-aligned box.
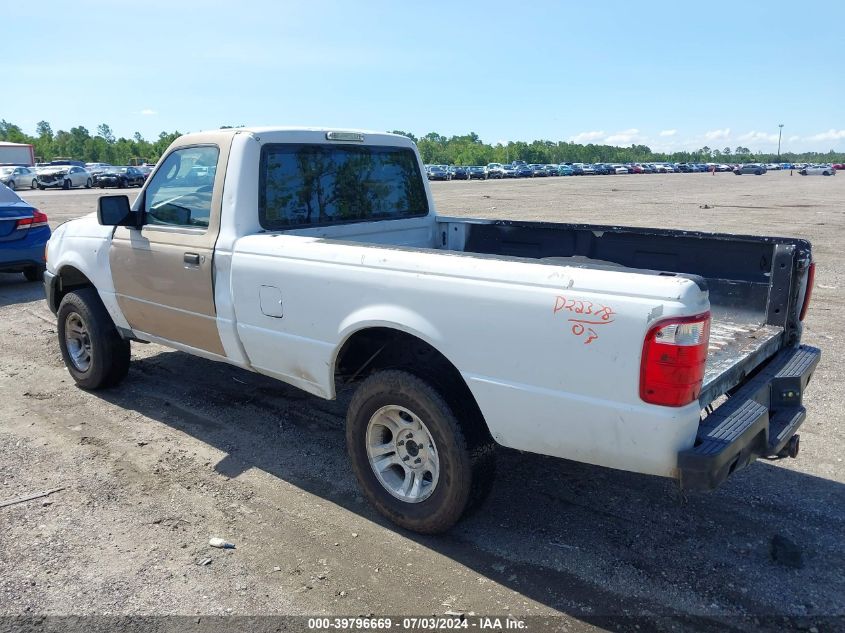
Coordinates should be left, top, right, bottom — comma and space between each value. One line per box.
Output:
1, 171, 843, 630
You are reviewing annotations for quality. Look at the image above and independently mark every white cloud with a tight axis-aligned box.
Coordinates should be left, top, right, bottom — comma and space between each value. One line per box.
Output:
804, 129, 845, 142
738, 131, 778, 144
140, 108, 157, 116
659, 129, 677, 137
788, 135, 800, 142
569, 130, 605, 144
604, 128, 642, 145
704, 128, 731, 141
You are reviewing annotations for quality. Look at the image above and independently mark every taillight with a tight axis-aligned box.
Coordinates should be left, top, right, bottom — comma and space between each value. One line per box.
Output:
799, 262, 815, 321
640, 313, 711, 407
16, 209, 49, 230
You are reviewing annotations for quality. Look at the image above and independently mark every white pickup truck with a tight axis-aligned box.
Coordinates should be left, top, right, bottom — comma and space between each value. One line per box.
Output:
44, 128, 821, 533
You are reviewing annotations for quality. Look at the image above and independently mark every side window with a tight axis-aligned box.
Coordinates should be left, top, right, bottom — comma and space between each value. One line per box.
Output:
143, 146, 219, 228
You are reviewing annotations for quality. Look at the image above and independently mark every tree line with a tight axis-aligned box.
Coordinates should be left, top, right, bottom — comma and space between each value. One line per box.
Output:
392, 131, 844, 166
1, 120, 841, 166
0, 120, 181, 165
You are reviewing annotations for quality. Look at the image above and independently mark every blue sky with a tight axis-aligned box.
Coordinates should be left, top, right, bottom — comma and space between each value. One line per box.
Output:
4, 0, 844, 153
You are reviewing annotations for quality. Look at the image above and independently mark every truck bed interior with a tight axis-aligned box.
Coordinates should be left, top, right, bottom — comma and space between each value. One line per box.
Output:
435, 217, 811, 405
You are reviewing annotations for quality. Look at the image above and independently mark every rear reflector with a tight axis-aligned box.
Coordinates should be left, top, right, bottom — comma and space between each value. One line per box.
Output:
799, 262, 815, 321
16, 209, 49, 230
640, 313, 711, 407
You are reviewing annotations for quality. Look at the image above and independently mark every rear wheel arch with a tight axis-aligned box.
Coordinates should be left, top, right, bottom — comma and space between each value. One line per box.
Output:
334, 326, 494, 445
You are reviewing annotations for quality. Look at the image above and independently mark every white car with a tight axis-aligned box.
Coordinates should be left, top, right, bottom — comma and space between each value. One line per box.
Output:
44, 127, 821, 533
0, 165, 38, 190
798, 165, 836, 176
36, 165, 92, 190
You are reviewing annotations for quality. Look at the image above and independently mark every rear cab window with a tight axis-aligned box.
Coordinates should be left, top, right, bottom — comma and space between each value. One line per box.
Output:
259, 144, 428, 230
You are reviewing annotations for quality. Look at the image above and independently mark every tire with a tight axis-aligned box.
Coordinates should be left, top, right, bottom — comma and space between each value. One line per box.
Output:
31, 179, 38, 190
7, 179, 15, 191
57, 288, 130, 390
85, 178, 92, 188
118, 179, 125, 189
62, 179, 70, 190
755, 170, 762, 175
38, 183, 45, 190
823, 171, 830, 176
23, 265, 45, 282
346, 369, 495, 534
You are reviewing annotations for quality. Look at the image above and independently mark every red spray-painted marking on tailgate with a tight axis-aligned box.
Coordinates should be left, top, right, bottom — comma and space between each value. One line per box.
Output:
554, 295, 615, 345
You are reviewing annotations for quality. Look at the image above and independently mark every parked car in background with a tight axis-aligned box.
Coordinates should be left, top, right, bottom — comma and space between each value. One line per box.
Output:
501, 164, 518, 178
513, 164, 533, 178
36, 165, 92, 189
137, 165, 155, 180
592, 164, 610, 175
468, 166, 488, 180
557, 164, 574, 176
798, 165, 836, 176
543, 164, 559, 176
570, 163, 585, 175
527, 164, 546, 177
734, 164, 767, 176
832, 163, 844, 171
486, 163, 505, 179
93, 166, 146, 188
427, 165, 450, 181
450, 166, 469, 180
0, 166, 38, 190
765, 163, 782, 171
0, 182, 50, 281
611, 164, 629, 175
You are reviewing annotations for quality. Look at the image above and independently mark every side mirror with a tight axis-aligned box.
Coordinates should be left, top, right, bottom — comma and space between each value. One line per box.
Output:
97, 195, 141, 228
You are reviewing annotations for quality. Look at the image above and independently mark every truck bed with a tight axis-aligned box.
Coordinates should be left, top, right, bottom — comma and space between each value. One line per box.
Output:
435, 216, 812, 406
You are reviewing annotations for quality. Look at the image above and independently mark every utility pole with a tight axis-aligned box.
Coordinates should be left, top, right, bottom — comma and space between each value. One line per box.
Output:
777, 124, 784, 160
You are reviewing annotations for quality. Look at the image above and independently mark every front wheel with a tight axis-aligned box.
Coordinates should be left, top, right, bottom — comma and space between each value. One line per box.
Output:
85, 178, 92, 188
346, 369, 495, 534
62, 179, 70, 190
57, 288, 130, 390
31, 179, 38, 189
6, 179, 16, 191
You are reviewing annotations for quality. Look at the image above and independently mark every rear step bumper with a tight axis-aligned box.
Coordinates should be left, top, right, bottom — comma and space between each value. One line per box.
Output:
678, 345, 821, 491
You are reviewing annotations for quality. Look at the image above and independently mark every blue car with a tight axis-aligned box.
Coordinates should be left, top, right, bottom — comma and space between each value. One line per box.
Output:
0, 183, 50, 281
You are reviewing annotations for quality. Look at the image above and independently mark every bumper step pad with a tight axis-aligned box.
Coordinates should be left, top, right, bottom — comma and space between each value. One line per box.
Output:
679, 345, 820, 491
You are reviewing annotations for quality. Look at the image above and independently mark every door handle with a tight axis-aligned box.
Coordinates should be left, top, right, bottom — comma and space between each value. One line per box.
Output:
184, 252, 201, 265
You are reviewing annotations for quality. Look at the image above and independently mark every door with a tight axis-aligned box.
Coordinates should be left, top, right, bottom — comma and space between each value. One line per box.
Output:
110, 144, 226, 355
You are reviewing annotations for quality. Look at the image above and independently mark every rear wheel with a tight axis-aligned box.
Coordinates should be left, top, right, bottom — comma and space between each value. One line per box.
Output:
62, 179, 70, 190
346, 369, 495, 533
57, 288, 130, 390
823, 171, 830, 176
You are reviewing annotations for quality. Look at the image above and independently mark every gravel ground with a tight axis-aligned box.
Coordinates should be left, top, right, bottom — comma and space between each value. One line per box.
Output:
0, 171, 842, 631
